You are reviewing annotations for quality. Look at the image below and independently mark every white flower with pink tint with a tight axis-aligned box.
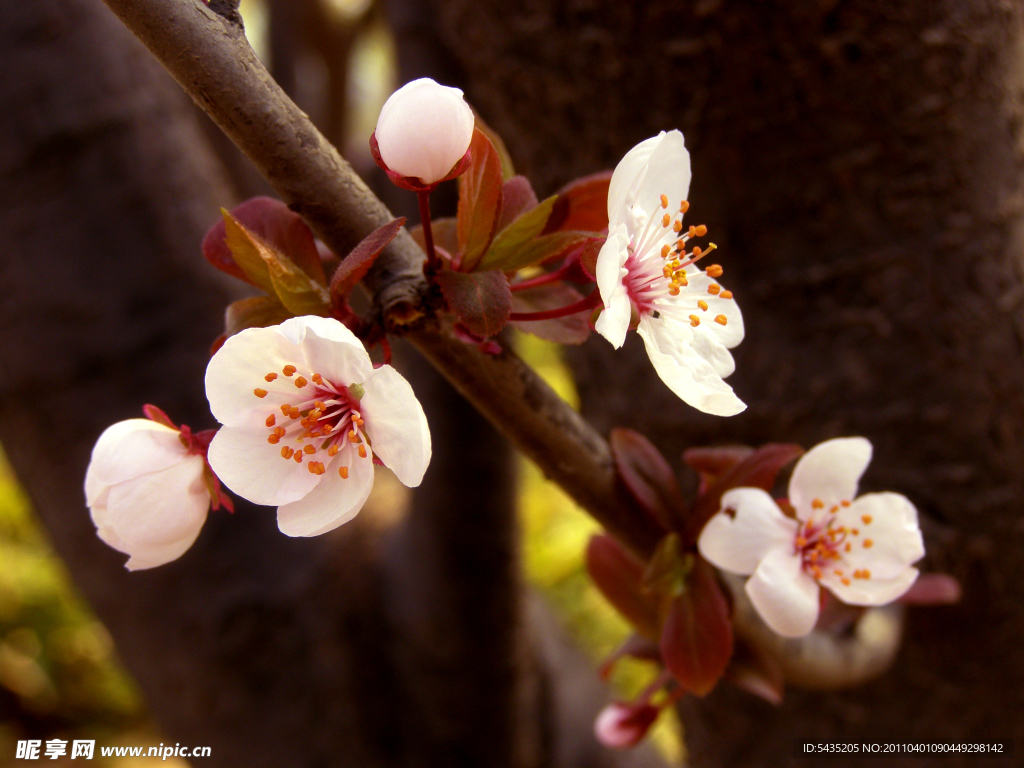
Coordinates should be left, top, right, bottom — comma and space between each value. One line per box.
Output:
373, 78, 475, 186
698, 437, 924, 637
594, 131, 745, 416
205, 316, 430, 537
86, 419, 211, 570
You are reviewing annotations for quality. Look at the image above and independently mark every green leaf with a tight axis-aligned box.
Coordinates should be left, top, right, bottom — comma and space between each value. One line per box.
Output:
476, 195, 557, 271
457, 128, 504, 271
222, 211, 331, 317
496, 176, 539, 232
545, 171, 613, 233
224, 295, 294, 338
481, 230, 592, 274
436, 268, 512, 338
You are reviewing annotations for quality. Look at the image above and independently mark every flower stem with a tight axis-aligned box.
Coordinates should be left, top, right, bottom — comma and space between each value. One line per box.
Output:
417, 190, 439, 273
507, 289, 602, 322
509, 264, 571, 292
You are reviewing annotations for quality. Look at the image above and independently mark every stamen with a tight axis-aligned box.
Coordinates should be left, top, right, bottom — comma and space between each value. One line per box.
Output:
281, 446, 294, 459
688, 225, 696, 238
266, 414, 276, 427
282, 365, 296, 377
312, 373, 323, 385
328, 445, 339, 456
294, 452, 303, 463
680, 200, 690, 213
812, 499, 825, 509
303, 444, 315, 454
697, 300, 709, 311
661, 244, 670, 258
841, 500, 851, 507
265, 373, 278, 382
254, 388, 268, 398
672, 220, 682, 233
692, 246, 703, 258
689, 315, 700, 327
660, 194, 668, 209
707, 284, 721, 295
863, 539, 874, 548
295, 376, 308, 388
358, 445, 367, 458
267, 434, 280, 444
705, 264, 723, 278
662, 214, 671, 227
714, 315, 728, 325
861, 515, 873, 524
719, 290, 734, 300
339, 466, 349, 479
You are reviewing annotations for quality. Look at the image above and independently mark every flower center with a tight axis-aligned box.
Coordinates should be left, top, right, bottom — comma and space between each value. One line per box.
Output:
252, 364, 370, 479
795, 498, 874, 586
622, 195, 734, 328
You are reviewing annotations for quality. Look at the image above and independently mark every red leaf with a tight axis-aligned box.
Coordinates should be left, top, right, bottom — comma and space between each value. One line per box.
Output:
203, 197, 326, 286
685, 444, 804, 547
457, 128, 504, 271
586, 534, 661, 639
578, 238, 603, 280
509, 283, 590, 344
683, 445, 755, 495
545, 171, 613, 233
660, 557, 733, 696
142, 404, 177, 430
436, 269, 512, 338
611, 428, 686, 533
496, 176, 539, 232
330, 217, 406, 300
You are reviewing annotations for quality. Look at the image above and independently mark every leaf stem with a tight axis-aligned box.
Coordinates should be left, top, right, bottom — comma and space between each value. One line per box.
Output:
509, 264, 571, 292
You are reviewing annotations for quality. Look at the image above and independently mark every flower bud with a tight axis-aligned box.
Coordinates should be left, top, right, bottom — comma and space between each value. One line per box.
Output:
593, 702, 659, 749
374, 78, 475, 185
85, 419, 211, 570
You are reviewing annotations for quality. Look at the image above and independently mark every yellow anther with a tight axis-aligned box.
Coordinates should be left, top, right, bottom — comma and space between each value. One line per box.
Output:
254, 388, 268, 398
689, 315, 700, 327
705, 264, 723, 277
677, 274, 688, 286
295, 376, 308, 388
714, 314, 728, 326
266, 414, 276, 427
708, 284, 721, 295
265, 373, 278, 382
660, 194, 668, 209
282, 365, 296, 377
719, 290, 734, 300
663, 266, 673, 278
669, 285, 681, 296
339, 466, 349, 479
697, 300, 709, 311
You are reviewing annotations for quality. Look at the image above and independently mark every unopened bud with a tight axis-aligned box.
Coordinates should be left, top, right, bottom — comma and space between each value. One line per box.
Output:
593, 702, 660, 749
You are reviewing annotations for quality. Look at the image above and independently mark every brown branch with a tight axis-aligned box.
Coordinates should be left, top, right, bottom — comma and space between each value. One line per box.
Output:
97, 0, 664, 557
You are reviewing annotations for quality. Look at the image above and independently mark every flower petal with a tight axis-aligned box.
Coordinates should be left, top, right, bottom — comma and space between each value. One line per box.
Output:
637, 317, 746, 416
699, 488, 798, 576
281, 315, 373, 385
594, 225, 632, 348
607, 133, 665, 226
788, 437, 872, 519
679, 270, 745, 349
634, 130, 691, 226
86, 420, 186, 489
277, 440, 375, 536
833, 492, 924, 579
820, 566, 920, 606
745, 547, 821, 637
207, 425, 321, 506
360, 365, 431, 487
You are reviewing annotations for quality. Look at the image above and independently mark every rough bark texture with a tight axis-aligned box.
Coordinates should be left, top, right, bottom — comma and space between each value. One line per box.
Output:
426, 0, 1024, 764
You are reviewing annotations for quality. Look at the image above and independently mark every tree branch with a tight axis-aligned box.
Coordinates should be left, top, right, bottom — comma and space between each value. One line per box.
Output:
97, 0, 664, 557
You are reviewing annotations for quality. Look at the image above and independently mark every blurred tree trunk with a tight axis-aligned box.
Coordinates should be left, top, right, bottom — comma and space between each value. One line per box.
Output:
423, 0, 1024, 764
0, 1, 671, 766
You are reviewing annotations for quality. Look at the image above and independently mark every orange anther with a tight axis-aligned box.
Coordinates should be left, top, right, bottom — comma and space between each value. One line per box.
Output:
314, 401, 325, 411
695, 225, 708, 237
852, 528, 859, 535
294, 452, 303, 463
266, 414, 276, 427
339, 466, 349, 479
834, 569, 844, 577
328, 445, 339, 456
841, 577, 851, 586
672, 220, 683, 233
358, 445, 367, 458
680, 200, 690, 213
267, 434, 280, 444
707, 284, 721, 295
660, 194, 668, 209
845, 543, 851, 552
254, 388, 268, 398
312, 373, 323, 384
661, 244, 670, 258
265, 373, 278, 382
295, 376, 308, 388
669, 285, 680, 296
282, 365, 296, 377
812, 499, 825, 509
796, 536, 807, 547
697, 300, 709, 311
662, 214, 671, 227
862, 514, 873, 524
719, 290, 733, 300
714, 315, 728, 325
303, 444, 315, 454
689, 315, 700, 327
281, 446, 294, 459
862, 569, 871, 579
289, 410, 300, 420
692, 246, 703, 258
863, 539, 874, 548
841, 500, 851, 507
705, 264, 723, 277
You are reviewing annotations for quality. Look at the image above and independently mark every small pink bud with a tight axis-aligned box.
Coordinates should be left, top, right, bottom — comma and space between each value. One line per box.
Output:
593, 702, 659, 749
374, 78, 475, 185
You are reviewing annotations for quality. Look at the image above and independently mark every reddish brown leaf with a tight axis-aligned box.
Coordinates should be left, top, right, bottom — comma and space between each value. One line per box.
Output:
203, 197, 325, 286
330, 217, 406, 300
496, 176, 539, 232
457, 128, 504, 271
509, 283, 590, 344
683, 445, 755, 495
611, 428, 686, 533
436, 268, 512, 338
660, 557, 733, 696
578, 238, 603, 280
585, 535, 661, 640
545, 171, 613, 233
685, 443, 804, 547
473, 111, 516, 180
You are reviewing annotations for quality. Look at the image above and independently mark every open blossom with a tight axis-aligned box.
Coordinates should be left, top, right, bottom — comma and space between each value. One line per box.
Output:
373, 78, 475, 185
698, 437, 924, 637
85, 419, 211, 571
595, 131, 745, 417
206, 316, 431, 537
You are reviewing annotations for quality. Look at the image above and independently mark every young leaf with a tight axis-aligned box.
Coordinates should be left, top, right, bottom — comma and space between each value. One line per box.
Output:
485, 230, 593, 274
224, 295, 293, 338
222, 211, 331, 317
683, 445, 755, 495
545, 171, 613, 233
457, 128, 504, 271
436, 268, 512, 338
204, 197, 326, 285
586, 535, 661, 640
509, 283, 590, 344
330, 217, 406, 300
496, 176, 539, 232
476, 195, 557, 272
660, 557, 733, 696
610, 428, 686, 533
